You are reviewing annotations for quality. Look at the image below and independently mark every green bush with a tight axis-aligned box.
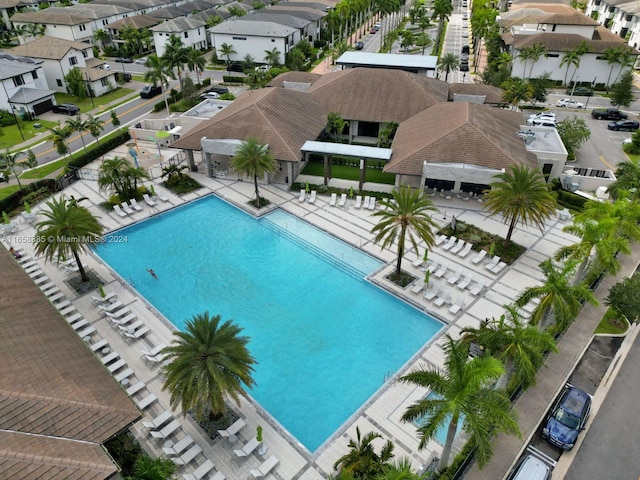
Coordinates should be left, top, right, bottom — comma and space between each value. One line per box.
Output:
0, 179, 58, 215
218, 93, 236, 101
202, 77, 211, 87
0, 110, 17, 127
557, 189, 588, 210
67, 130, 131, 171
222, 75, 245, 83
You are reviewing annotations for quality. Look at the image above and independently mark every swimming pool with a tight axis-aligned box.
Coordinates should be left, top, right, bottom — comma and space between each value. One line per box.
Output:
413, 391, 465, 445
97, 195, 442, 452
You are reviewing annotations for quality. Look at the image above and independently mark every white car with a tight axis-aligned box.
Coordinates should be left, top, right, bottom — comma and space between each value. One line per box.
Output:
200, 92, 219, 100
101, 63, 111, 70
528, 117, 557, 127
556, 98, 584, 108
135, 57, 147, 65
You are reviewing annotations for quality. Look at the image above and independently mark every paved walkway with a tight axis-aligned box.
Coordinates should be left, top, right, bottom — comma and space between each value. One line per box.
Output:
2, 169, 584, 480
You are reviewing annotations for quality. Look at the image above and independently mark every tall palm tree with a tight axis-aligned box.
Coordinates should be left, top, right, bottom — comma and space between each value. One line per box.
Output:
400, 336, 520, 473
65, 114, 89, 152
264, 47, 281, 67
526, 42, 547, 79
483, 165, 557, 244
219, 43, 237, 66
608, 156, 640, 200
516, 259, 597, 332
161, 311, 256, 420
231, 138, 277, 207
34, 195, 102, 282
461, 305, 557, 390
162, 35, 190, 88
186, 47, 206, 85
371, 185, 438, 278
613, 48, 635, 84
85, 114, 104, 145
333, 427, 394, 479
47, 122, 72, 159
603, 45, 623, 88
0, 148, 36, 189
144, 54, 176, 113
375, 458, 422, 480
98, 156, 149, 201
431, 0, 453, 54
437, 52, 459, 82
560, 41, 588, 86
93, 28, 110, 51
500, 77, 533, 110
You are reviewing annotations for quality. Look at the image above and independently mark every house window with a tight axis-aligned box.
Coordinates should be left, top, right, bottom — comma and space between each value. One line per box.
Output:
57, 79, 63, 87
197, 28, 200, 34
595, 0, 601, 4
12, 75, 24, 87
79, 24, 87, 31
69, 56, 78, 66
31, 71, 38, 79
626, 14, 633, 21
82, 50, 88, 58
101, 77, 109, 86
184, 31, 188, 38
271, 38, 275, 42
232, 36, 247, 40
547, 53, 559, 58
609, 6, 615, 12
621, 27, 628, 38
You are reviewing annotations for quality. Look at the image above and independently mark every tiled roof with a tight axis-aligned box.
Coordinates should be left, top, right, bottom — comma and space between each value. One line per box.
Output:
386, 102, 538, 176
267, 5, 328, 20
510, 2, 584, 14
9, 36, 92, 60
0, 0, 21, 8
9, 86, 54, 103
10, 11, 89, 25
209, 19, 297, 37
540, 11, 600, 25
503, 31, 638, 53
171, 88, 327, 162
151, 16, 207, 32
448, 83, 505, 104
307, 67, 449, 123
104, 14, 160, 30
0, 250, 141, 479
266, 71, 321, 88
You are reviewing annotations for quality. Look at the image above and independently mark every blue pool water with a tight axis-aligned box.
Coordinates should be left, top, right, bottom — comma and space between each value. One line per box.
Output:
97, 196, 442, 452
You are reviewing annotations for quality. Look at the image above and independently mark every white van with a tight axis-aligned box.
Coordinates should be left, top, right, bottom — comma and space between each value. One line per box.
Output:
507, 455, 552, 480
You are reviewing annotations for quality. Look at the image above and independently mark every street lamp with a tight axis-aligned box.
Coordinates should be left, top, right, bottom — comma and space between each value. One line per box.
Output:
84, 71, 95, 108
10, 105, 24, 141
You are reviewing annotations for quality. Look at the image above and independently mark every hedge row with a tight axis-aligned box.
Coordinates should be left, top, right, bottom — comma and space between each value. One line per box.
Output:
222, 75, 245, 84
557, 189, 589, 210
67, 130, 131, 171
0, 179, 59, 215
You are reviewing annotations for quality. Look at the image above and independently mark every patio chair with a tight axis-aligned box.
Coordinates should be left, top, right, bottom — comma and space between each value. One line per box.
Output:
410, 282, 424, 295
124, 325, 150, 340
143, 193, 158, 207
434, 263, 448, 278
105, 307, 132, 319
434, 234, 447, 246
142, 411, 173, 430
118, 319, 144, 334
490, 261, 507, 274
450, 239, 465, 255
97, 300, 124, 313
121, 202, 134, 215
355, 195, 362, 208
136, 393, 157, 410
485, 256, 501, 271
458, 242, 473, 258
157, 192, 170, 202
113, 204, 128, 218
427, 260, 439, 274
107, 359, 127, 374
250, 455, 279, 478
100, 351, 120, 365
329, 193, 337, 206
89, 339, 109, 352
338, 193, 347, 207
218, 418, 246, 438
150, 419, 182, 440
129, 199, 143, 211
423, 285, 440, 302
442, 236, 457, 251
298, 189, 306, 202
126, 381, 146, 396
363, 196, 371, 209
456, 274, 473, 291
447, 268, 462, 285
368, 197, 376, 210
76, 326, 96, 338
471, 250, 487, 265
91, 292, 117, 304
182, 459, 213, 480
172, 444, 202, 464
114, 368, 134, 383
470, 279, 486, 296
109, 312, 136, 327
308, 190, 317, 204
412, 258, 423, 269
234, 437, 261, 458
71, 320, 90, 331
448, 296, 466, 315
433, 291, 451, 308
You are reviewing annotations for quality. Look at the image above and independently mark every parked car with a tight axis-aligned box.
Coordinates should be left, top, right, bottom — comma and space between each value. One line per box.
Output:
227, 63, 244, 73
100, 63, 111, 71
52, 103, 79, 115
200, 92, 219, 100
205, 85, 229, 95
542, 384, 591, 450
506, 455, 552, 480
370, 27, 377, 33
114, 57, 133, 63
528, 112, 556, 120
140, 84, 162, 99
115, 72, 132, 82
528, 117, 557, 127
462, 14, 468, 20
355, 41, 364, 50
556, 98, 584, 108
591, 107, 627, 120
461, 45, 470, 54
374, 22, 381, 31
608, 119, 640, 131
134, 57, 147, 65
565, 86, 593, 96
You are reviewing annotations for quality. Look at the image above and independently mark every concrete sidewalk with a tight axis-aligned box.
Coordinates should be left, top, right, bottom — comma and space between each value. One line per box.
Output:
466, 243, 640, 480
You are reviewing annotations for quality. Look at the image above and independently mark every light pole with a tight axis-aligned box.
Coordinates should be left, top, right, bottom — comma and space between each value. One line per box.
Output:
584, 76, 597, 110
10, 105, 24, 141
84, 71, 95, 108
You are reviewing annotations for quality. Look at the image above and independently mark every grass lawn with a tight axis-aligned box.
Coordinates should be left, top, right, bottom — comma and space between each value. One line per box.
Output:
55, 88, 134, 113
0, 184, 21, 201
21, 158, 67, 179
301, 161, 395, 184
0, 119, 57, 151
625, 152, 639, 162
595, 307, 629, 335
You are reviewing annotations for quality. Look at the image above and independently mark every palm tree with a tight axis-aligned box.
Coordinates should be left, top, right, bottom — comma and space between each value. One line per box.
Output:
608, 156, 640, 200
482, 165, 557, 244
47, 122, 72, 159
416, 32, 432, 55
93, 28, 110, 51
65, 114, 89, 152
130, 455, 176, 480
219, 43, 237, 66
144, 54, 176, 113
526, 43, 547, 79
371, 185, 438, 278
0, 148, 36, 189
333, 427, 394, 479
400, 30, 414, 53
375, 458, 422, 480
603, 46, 623, 88
613, 48, 635, 84
161, 311, 256, 420
400, 336, 520, 473
560, 41, 588, 86
85, 114, 104, 145
500, 77, 533, 110
34, 196, 102, 283
264, 47, 281, 67
231, 138, 277, 207
431, 0, 453, 54
163, 35, 190, 88
98, 156, 149, 201
186, 47, 206, 85
515, 259, 597, 332
437, 52, 459, 82
461, 305, 557, 390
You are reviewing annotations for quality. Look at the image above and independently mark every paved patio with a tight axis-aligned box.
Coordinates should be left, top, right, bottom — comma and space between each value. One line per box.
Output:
2, 171, 582, 480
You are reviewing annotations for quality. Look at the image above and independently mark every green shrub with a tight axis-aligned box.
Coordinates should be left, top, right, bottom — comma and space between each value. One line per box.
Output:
202, 77, 211, 87
0, 110, 17, 127
222, 75, 245, 83
66, 130, 131, 171
218, 92, 236, 101
556, 189, 588, 210
437, 442, 476, 480
0, 179, 58, 215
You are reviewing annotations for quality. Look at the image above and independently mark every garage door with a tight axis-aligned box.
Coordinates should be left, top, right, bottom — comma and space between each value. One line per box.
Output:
33, 99, 54, 116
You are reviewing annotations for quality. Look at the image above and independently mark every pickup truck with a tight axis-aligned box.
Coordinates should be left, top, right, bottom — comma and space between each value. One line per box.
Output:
591, 108, 627, 120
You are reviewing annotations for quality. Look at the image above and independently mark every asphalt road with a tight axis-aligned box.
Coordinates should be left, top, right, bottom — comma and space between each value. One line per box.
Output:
564, 332, 640, 480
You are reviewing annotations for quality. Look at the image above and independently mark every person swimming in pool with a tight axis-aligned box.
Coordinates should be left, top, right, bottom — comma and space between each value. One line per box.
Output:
146, 268, 158, 279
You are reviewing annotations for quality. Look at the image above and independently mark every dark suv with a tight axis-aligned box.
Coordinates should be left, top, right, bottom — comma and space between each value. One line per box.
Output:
205, 85, 229, 95
608, 119, 640, 131
542, 384, 591, 450
592, 107, 627, 120
52, 103, 79, 115
140, 85, 162, 98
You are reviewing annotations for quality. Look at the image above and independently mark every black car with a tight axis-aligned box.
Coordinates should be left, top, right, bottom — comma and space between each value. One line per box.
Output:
355, 41, 364, 50
461, 45, 470, 55
114, 57, 134, 63
227, 63, 244, 73
140, 85, 162, 98
115, 72, 132, 82
205, 85, 229, 95
592, 107, 627, 120
52, 103, 79, 115
608, 119, 640, 131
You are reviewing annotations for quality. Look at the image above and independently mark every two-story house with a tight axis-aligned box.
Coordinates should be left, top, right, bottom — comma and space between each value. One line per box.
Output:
0, 54, 55, 116
151, 16, 209, 56
10, 11, 95, 44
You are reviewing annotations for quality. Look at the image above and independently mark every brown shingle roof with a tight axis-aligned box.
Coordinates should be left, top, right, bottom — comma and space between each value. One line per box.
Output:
448, 83, 505, 104
8, 36, 92, 60
539, 11, 600, 25
0, 249, 141, 479
104, 14, 160, 30
503, 31, 637, 53
171, 88, 327, 162
10, 11, 89, 25
386, 102, 538, 176
266, 71, 321, 88
307, 68, 449, 123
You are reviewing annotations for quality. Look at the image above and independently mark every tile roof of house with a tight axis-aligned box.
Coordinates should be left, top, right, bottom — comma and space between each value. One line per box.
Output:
266, 71, 321, 88
151, 16, 207, 32
9, 86, 54, 103
510, 2, 582, 14
0, 250, 141, 480
244, 12, 312, 29
9, 36, 92, 60
209, 19, 297, 36
447, 83, 505, 104
45, 4, 133, 18
105, 14, 161, 30
0, 0, 21, 8
616, 1, 640, 15
171, 87, 327, 162
539, 11, 600, 25
307, 67, 449, 123
267, 5, 328, 20
503, 30, 638, 53
386, 102, 538, 176
147, 4, 193, 19
10, 11, 90, 25
0, 56, 41, 79
82, 67, 115, 81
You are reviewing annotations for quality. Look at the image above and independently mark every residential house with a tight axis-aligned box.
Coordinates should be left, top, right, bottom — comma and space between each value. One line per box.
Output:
0, 54, 55, 116
0, 0, 21, 30
43, 4, 134, 32
268, 4, 328, 42
151, 16, 208, 56
209, 20, 298, 63
10, 11, 95, 43
104, 15, 161, 50
586, 0, 640, 53
244, 12, 319, 47
9, 36, 117, 97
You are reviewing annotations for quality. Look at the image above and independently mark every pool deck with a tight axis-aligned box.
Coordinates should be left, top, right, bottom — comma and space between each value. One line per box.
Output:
3, 173, 580, 479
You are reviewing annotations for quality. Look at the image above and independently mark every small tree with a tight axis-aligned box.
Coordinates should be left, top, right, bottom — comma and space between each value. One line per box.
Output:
501, 77, 533, 110
111, 110, 121, 131
64, 67, 87, 99
556, 116, 591, 161
610, 70, 635, 107
219, 43, 236, 65
606, 273, 640, 322
529, 72, 551, 106
286, 47, 306, 71
327, 112, 348, 143
0, 148, 37, 189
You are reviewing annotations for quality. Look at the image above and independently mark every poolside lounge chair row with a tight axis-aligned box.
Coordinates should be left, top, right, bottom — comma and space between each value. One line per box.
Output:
438, 236, 474, 259
298, 189, 317, 204
328, 193, 377, 210
113, 193, 169, 218
485, 255, 507, 274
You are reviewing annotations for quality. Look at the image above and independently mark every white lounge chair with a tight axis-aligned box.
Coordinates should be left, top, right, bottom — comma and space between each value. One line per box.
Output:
164, 435, 195, 456
298, 189, 306, 202
121, 202, 134, 215
173, 444, 202, 465
308, 190, 317, 204
412, 258, 423, 269
250, 455, 279, 478
433, 291, 450, 307
113, 204, 128, 217
442, 236, 457, 251
427, 260, 439, 274
447, 268, 462, 285
329, 193, 337, 206
142, 410, 173, 429
450, 239, 465, 255
470, 279, 486, 296
126, 381, 146, 396
105, 307, 132, 319
100, 351, 121, 365
143, 193, 158, 207
485, 256, 501, 270
119, 320, 146, 334
125, 326, 150, 340
471, 249, 487, 265
107, 359, 127, 373
423, 285, 440, 301
130, 199, 143, 211
363, 196, 371, 209
97, 301, 124, 313
355, 195, 362, 208
91, 292, 117, 304
109, 313, 136, 326
456, 274, 473, 290
182, 459, 214, 480
434, 263, 448, 278
114, 368, 134, 383
150, 419, 182, 440
490, 261, 507, 274
136, 393, 157, 410
458, 242, 473, 258
448, 296, 466, 314
234, 437, 261, 457
338, 193, 347, 207
434, 234, 447, 246
157, 191, 170, 202
76, 326, 96, 338
410, 282, 424, 295
89, 339, 109, 352
146, 343, 167, 357
368, 197, 376, 210
218, 418, 246, 438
